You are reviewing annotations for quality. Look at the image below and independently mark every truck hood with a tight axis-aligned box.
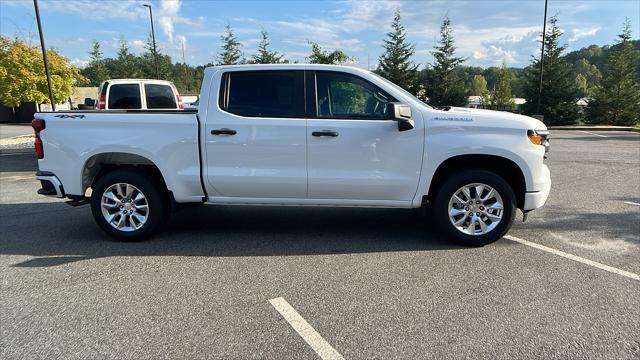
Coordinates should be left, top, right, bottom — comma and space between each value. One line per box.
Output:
429, 106, 547, 131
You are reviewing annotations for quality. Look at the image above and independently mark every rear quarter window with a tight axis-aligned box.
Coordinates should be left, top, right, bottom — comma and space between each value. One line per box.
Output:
108, 84, 141, 109
145, 84, 177, 109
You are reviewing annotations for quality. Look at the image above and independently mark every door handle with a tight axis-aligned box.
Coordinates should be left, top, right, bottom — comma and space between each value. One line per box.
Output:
312, 130, 339, 137
211, 128, 237, 135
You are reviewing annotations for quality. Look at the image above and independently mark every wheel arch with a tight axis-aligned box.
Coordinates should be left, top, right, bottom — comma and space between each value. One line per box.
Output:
81, 152, 168, 196
426, 154, 526, 209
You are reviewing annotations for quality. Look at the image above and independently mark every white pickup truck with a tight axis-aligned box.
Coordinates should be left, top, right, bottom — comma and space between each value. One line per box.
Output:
33, 64, 550, 246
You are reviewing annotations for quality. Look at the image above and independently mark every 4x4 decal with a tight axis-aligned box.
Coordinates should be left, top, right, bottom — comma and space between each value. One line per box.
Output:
54, 114, 85, 119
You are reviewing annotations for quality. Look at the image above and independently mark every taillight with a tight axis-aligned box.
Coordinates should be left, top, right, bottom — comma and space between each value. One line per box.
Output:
32, 119, 46, 159
176, 94, 184, 109
98, 94, 106, 110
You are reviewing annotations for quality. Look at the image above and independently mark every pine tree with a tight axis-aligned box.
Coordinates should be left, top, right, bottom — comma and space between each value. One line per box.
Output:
250, 29, 286, 64
217, 24, 243, 65
142, 33, 172, 79
81, 40, 110, 86
522, 16, 580, 125
427, 16, 467, 107
112, 36, 141, 78
307, 42, 352, 64
586, 19, 640, 125
490, 62, 514, 109
376, 10, 417, 92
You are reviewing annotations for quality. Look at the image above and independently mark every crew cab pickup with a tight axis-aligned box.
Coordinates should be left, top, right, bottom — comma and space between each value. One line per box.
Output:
33, 64, 550, 245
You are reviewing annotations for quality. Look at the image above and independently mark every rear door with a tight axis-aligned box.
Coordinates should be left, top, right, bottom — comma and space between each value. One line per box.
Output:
204, 70, 308, 199
306, 70, 423, 201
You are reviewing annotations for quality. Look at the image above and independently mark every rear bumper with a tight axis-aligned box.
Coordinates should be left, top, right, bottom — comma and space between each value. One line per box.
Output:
523, 164, 550, 210
36, 172, 65, 198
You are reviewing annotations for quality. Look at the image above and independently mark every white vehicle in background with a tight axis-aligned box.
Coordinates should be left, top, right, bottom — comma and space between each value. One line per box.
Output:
83, 79, 184, 110
33, 64, 550, 246
181, 94, 200, 109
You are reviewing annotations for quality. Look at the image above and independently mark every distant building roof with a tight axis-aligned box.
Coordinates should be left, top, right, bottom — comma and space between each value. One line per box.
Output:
466, 96, 527, 105
576, 97, 589, 106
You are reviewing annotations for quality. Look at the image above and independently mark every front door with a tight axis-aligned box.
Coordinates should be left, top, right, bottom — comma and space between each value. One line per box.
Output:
306, 71, 423, 201
204, 70, 307, 199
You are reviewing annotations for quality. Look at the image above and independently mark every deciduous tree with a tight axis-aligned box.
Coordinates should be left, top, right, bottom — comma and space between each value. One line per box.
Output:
307, 42, 352, 64
0, 36, 85, 107
573, 58, 601, 97
470, 74, 488, 96
490, 62, 514, 108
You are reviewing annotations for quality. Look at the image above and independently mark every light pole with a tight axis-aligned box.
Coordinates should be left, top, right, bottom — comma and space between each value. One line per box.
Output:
33, 0, 55, 111
536, 0, 549, 116
143, 4, 159, 79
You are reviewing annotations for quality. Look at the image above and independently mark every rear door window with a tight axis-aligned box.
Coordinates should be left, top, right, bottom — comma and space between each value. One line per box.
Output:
220, 71, 304, 118
145, 84, 177, 109
108, 84, 142, 109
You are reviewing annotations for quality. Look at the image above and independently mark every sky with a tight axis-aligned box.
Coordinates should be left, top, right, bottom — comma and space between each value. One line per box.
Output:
1, 0, 638, 70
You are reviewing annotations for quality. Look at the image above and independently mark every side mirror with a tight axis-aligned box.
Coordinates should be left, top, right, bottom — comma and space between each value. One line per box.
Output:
84, 98, 95, 107
389, 102, 414, 131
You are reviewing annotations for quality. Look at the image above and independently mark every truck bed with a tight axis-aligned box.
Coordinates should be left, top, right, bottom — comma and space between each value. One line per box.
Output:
34, 110, 205, 203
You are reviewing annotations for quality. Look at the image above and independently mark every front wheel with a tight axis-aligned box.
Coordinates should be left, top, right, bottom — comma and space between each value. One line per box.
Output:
90, 169, 167, 241
433, 170, 516, 246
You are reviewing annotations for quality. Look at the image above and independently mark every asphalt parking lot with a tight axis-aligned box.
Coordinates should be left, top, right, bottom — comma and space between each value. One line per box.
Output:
0, 124, 33, 140
1, 130, 639, 359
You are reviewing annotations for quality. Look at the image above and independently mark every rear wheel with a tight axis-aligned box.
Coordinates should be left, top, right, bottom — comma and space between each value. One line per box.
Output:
433, 170, 516, 246
90, 169, 166, 241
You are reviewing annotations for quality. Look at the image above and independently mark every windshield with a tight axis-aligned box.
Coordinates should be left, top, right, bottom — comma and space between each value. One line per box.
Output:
369, 71, 431, 108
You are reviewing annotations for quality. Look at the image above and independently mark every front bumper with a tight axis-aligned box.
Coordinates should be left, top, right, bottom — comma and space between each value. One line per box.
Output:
523, 164, 550, 210
36, 172, 65, 198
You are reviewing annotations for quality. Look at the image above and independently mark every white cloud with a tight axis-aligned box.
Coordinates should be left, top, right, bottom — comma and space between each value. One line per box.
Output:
569, 27, 601, 42
107, 37, 145, 55
153, 0, 201, 59
340, 0, 401, 32
158, 0, 180, 43
130, 39, 146, 54
175, 34, 187, 51
71, 57, 90, 68
189, 31, 222, 38
473, 45, 517, 65
40, 0, 145, 21
273, 19, 364, 52
416, 24, 542, 66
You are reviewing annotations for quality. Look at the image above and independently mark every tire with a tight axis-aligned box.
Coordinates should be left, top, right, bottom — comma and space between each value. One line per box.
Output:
433, 170, 516, 247
90, 168, 167, 242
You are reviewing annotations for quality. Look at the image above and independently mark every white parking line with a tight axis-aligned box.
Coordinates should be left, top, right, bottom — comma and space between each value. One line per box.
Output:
624, 201, 640, 207
269, 297, 345, 360
577, 130, 608, 138
504, 235, 639, 282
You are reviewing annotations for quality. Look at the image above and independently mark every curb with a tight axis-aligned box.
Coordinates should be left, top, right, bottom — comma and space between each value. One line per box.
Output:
548, 126, 640, 133
0, 147, 34, 155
